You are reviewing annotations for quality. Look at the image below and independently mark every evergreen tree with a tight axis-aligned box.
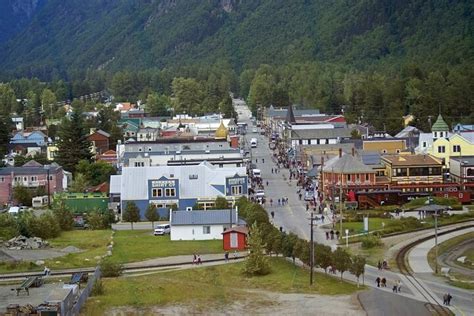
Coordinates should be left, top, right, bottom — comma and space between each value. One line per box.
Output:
146, 92, 169, 116
55, 109, 92, 172
52, 200, 74, 231
122, 201, 140, 230
243, 222, 270, 276
0, 116, 10, 157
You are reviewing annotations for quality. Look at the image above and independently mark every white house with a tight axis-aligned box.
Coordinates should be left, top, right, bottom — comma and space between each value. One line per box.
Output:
170, 209, 245, 241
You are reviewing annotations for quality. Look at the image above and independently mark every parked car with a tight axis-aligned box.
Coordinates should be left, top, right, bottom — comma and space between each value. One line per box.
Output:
154, 224, 171, 236
252, 127, 258, 133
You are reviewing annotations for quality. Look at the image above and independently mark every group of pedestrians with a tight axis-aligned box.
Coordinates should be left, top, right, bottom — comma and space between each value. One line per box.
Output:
443, 293, 453, 305
192, 253, 202, 265
377, 259, 389, 270
277, 197, 289, 206
325, 230, 340, 240
376, 277, 402, 293
271, 168, 280, 174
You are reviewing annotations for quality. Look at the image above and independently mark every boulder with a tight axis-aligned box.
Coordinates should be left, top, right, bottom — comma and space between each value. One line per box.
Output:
35, 260, 45, 266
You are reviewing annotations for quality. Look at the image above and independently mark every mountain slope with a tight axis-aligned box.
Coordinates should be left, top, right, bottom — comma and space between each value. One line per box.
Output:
0, 0, 46, 44
0, 0, 472, 78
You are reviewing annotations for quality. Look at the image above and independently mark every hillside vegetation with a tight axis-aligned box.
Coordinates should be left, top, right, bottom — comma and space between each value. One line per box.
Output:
0, 0, 472, 78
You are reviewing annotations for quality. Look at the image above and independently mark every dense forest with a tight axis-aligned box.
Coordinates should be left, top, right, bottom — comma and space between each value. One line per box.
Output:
0, 0, 473, 135
0, 0, 472, 79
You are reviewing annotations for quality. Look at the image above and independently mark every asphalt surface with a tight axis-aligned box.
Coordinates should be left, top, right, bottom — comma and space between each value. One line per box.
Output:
358, 289, 433, 316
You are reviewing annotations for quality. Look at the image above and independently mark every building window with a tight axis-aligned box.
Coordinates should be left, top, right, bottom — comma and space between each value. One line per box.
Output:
422, 142, 427, 148
203, 226, 211, 234
0, 177, 4, 182
434, 132, 437, 138
165, 188, 176, 197
31, 176, 38, 181
365, 174, 369, 181
152, 188, 163, 197
437, 146, 445, 153
231, 185, 243, 195
453, 145, 461, 153
49, 175, 53, 180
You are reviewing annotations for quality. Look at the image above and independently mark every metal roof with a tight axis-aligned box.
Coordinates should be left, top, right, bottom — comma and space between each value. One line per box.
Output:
322, 154, 375, 174
291, 128, 352, 139
171, 209, 242, 225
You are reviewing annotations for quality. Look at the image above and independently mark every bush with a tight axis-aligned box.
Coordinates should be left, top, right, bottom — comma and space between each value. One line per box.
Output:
25, 211, 61, 239
100, 260, 123, 277
361, 235, 383, 249
0, 213, 20, 240
91, 279, 104, 296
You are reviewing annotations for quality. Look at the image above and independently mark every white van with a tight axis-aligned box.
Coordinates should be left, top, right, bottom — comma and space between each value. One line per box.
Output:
252, 169, 261, 178
250, 138, 257, 148
154, 224, 171, 236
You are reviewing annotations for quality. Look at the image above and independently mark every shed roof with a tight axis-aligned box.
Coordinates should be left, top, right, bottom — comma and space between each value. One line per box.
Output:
171, 209, 244, 226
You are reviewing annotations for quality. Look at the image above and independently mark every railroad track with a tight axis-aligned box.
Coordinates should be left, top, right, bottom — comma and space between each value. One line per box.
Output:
0, 256, 246, 281
396, 224, 474, 316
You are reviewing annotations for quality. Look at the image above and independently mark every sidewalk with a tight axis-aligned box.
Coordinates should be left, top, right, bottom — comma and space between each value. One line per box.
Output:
0, 252, 247, 280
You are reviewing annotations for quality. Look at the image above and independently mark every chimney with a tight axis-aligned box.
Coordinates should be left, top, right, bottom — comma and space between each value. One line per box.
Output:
339, 148, 342, 158
352, 148, 355, 157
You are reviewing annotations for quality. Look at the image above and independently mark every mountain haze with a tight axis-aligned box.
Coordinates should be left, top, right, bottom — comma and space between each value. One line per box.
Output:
0, 0, 472, 78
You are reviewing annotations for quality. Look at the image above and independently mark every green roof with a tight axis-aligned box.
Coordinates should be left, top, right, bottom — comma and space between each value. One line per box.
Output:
431, 114, 449, 132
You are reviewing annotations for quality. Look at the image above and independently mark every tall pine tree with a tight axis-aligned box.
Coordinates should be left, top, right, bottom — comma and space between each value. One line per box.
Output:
56, 109, 92, 172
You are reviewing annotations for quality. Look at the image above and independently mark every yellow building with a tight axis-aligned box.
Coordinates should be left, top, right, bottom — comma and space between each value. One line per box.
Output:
427, 115, 474, 168
362, 139, 406, 154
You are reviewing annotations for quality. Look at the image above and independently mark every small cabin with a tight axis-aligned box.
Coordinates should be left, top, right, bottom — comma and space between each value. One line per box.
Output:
222, 226, 248, 251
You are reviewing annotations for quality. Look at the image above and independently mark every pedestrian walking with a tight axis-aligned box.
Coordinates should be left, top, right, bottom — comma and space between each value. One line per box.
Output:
377, 261, 382, 270
299, 193, 302, 200
447, 293, 452, 305
286, 197, 289, 204
197, 255, 202, 265
381, 278, 386, 287
397, 280, 402, 293
266, 180, 269, 186
330, 230, 334, 240
271, 211, 275, 219
262, 158, 265, 163
224, 252, 229, 263
271, 168, 274, 174
375, 277, 381, 287
278, 198, 281, 206
443, 293, 448, 305
256, 158, 258, 163
392, 282, 398, 293
335, 230, 340, 239
326, 231, 330, 240
43, 266, 51, 276
193, 253, 197, 265
321, 215, 325, 222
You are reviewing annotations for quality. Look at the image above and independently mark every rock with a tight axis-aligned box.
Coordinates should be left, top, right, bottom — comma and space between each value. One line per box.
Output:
94, 256, 101, 260
106, 250, 112, 256
4, 235, 48, 249
457, 256, 466, 263
35, 260, 45, 266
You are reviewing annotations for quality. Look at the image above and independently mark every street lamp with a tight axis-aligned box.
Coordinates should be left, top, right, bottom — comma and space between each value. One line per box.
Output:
309, 211, 316, 285
45, 165, 51, 208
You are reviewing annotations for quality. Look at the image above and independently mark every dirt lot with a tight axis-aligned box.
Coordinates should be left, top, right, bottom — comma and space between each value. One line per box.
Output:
100, 291, 364, 316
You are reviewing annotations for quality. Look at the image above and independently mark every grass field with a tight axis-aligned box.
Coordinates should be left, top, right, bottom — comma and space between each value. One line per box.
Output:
109, 230, 224, 264
0, 230, 112, 273
341, 218, 394, 234
83, 258, 360, 314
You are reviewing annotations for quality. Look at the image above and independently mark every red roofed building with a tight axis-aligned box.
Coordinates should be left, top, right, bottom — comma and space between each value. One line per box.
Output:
97, 149, 117, 165
87, 130, 110, 155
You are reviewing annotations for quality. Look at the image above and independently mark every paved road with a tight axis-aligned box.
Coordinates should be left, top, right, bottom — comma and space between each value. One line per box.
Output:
235, 101, 337, 247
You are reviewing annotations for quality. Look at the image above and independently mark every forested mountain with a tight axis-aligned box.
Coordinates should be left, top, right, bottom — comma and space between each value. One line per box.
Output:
0, 0, 472, 79
0, 0, 46, 44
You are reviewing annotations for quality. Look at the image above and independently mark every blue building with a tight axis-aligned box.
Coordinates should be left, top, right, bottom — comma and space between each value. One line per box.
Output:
110, 161, 248, 219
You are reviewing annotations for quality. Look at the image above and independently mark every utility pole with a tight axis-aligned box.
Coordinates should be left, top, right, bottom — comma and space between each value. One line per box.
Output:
434, 209, 439, 274
339, 171, 343, 238
310, 211, 315, 285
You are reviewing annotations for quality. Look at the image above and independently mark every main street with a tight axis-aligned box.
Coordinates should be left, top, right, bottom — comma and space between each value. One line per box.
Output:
235, 99, 336, 247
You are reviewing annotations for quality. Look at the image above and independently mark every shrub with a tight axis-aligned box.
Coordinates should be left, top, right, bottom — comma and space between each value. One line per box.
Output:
100, 260, 123, 277
361, 235, 383, 249
91, 279, 104, 296
0, 213, 20, 240
25, 211, 61, 239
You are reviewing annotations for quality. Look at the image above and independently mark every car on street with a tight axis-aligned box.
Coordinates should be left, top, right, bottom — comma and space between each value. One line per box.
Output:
154, 224, 171, 236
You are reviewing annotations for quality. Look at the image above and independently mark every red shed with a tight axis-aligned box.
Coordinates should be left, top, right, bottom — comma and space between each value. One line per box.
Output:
222, 226, 248, 251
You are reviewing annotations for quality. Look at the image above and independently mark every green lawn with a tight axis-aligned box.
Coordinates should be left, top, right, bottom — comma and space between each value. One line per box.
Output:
0, 230, 112, 274
342, 218, 395, 234
83, 258, 360, 314
109, 230, 224, 264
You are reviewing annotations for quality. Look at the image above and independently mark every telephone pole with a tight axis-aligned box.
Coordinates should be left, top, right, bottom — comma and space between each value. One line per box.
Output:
310, 212, 315, 285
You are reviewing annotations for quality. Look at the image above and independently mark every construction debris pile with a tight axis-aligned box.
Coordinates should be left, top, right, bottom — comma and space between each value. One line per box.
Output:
3, 236, 49, 250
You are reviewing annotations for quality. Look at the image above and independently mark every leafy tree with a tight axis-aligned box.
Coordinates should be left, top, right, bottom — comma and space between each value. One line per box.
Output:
13, 184, 33, 206
243, 222, 270, 276
171, 77, 205, 115
122, 201, 140, 230
214, 197, 229, 209
0, 84, 17, 116
52, 200, 74, 231
145, 204, 159, 228
294, 238, 310, 266
41, 88, 57, 118
25, 211, 61, 239
314, 244, 333, 274
333, 247, 352, 281
69, 173, 89, 192
350, 255, 366, 287
56, 108, 92, 172
0, 214, 20, 240
14, 154, 49, 166
282, 232, 299, 260
76, 160, 116, 186
146, 92, 169, 116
